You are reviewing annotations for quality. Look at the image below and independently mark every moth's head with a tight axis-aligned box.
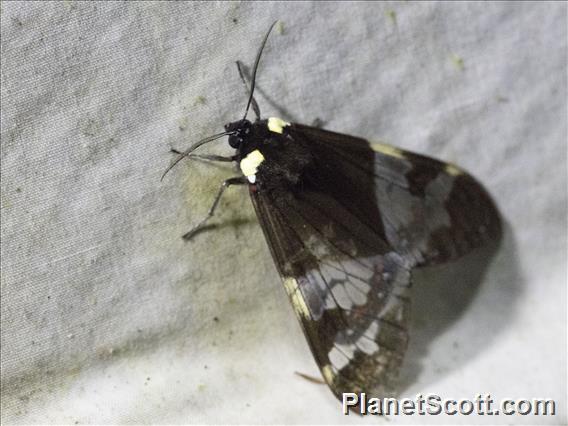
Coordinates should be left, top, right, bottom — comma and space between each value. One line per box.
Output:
225, 119, 252, 149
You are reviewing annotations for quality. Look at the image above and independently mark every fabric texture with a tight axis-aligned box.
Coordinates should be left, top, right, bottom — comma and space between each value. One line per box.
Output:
1, 2, 566, 424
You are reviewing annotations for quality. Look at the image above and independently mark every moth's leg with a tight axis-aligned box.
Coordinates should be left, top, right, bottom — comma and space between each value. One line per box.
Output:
236, 60, 261, 120
182, 177, 247, 240
170, 148, 236, 163
294, 371, 326, 385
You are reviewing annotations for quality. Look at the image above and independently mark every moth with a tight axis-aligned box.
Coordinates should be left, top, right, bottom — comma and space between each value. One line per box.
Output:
163, 22, 501, 406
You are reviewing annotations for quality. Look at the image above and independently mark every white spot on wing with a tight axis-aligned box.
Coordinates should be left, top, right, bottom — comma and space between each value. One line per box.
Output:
358, 321, 380, 355
329, 347, 350, 370
321, 365, 335, 385
319, 260, 373, 312
371, 142, 405, 159
329, 342, 356, 370
329, 283, 354, 310
283, 277, 311, 319
358, 337, 380, 355
444, 163, 463, 176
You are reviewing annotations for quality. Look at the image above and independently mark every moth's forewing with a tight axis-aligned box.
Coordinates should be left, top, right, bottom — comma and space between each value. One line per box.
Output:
248, 123, 501, 404
293, 124, 502, 267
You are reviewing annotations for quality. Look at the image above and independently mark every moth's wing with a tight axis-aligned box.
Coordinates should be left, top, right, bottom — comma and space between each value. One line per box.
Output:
249, 123, 500, 402
292, 124, 502, 267
250, 186, 413, 402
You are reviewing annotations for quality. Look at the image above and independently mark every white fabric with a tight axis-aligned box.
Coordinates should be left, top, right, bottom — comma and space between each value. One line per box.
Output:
1, 2, 566, 424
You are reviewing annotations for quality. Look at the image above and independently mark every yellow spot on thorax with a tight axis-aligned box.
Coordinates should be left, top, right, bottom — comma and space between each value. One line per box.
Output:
240, 150, 265, 178
268, 117, 290, 134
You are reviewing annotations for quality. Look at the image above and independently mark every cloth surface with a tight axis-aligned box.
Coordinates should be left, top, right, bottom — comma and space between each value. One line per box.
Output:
1, 2, 566, 424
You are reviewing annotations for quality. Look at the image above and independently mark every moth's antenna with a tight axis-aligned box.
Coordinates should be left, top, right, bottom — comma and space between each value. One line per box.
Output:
236, 61, 261, 120
242, 20, 278, 122
161, 131, 234, 181
163, 22, 278, 181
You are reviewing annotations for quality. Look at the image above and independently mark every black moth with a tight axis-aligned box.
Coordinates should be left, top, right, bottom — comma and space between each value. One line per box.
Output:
163, 22, 501, 406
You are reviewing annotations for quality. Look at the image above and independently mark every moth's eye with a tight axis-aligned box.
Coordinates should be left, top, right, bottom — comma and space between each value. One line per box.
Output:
228, 135, 241, 149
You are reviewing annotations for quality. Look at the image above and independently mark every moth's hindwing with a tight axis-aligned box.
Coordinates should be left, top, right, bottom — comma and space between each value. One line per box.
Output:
249, 123, 501, 402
